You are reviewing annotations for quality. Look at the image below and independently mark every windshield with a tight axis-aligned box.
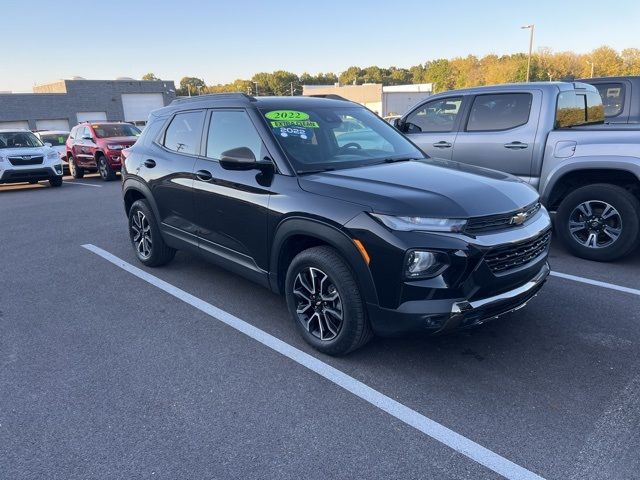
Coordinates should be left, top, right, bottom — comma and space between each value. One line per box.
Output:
261, 106, 424, 173
0, 131, 43, 149
39, 133, 68, 146
92, 124, 141, 138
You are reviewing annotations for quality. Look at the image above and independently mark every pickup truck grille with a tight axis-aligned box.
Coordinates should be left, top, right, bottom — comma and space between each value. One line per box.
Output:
485, 230, 551, 273
8, 155, 44, 166
466, 202, 541, 235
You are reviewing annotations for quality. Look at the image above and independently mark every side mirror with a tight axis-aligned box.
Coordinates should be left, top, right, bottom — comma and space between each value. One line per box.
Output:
44, 142, 52, 148
393, 117, 405, 131
220, 147, 259, 170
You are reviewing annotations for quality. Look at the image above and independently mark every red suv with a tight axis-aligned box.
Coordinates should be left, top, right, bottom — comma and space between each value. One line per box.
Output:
66, 122, 141, 181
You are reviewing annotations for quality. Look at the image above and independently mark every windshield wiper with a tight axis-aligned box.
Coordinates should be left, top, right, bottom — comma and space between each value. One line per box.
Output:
297, 167, 336, 175
378, 157, 418, 164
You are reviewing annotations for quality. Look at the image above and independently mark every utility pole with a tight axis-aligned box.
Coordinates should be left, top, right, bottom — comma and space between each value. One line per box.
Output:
253, 82, 259, 96
290, 82, 294, 96
521, 24, 535, 82
586, 60, 595, 78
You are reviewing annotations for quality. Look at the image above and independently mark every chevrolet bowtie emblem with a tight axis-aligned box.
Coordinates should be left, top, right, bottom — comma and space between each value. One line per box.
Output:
510, 212, 528, 225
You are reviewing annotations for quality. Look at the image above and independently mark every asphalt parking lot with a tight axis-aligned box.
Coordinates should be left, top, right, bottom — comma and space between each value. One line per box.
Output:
1, 176, 639, 480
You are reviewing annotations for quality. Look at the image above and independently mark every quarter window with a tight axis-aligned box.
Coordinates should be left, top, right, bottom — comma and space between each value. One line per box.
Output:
466, 93, 532, 131
163, 111, 205, 155
404, 97, 462, 133
594, 83, 624, 118
206, 111, 265, 160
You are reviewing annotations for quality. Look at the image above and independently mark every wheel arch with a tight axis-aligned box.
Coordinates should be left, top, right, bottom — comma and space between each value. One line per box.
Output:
270, 217, 379, 305
122, 178, 161, 222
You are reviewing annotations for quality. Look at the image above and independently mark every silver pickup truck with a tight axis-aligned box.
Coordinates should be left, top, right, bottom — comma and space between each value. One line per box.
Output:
395, 82, 640, 262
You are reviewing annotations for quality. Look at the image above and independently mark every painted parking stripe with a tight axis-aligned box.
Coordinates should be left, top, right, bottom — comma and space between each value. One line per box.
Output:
551, 271, 640, 297
65, 181, 103, 188
82, 243, 545, 480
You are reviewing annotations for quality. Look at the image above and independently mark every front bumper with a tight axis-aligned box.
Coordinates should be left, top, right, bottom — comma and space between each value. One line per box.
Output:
0, 164, 63, 184
367, 261, 550, 336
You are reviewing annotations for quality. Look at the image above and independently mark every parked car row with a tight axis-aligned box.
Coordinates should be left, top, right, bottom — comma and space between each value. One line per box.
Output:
0, 122, 141, 188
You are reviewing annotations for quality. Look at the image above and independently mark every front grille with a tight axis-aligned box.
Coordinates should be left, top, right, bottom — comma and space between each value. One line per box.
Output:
8, 155, 44, 166
485, 230, 551, 273
466, 202, 541, 235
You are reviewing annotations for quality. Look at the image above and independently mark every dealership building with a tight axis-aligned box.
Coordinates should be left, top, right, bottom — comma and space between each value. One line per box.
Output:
0, 78, 177, 131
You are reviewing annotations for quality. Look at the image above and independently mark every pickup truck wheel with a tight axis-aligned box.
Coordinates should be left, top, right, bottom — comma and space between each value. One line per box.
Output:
98, 155, 117, 181
555, 184, 640, 262
285, 246, 373, 355
68, 155, 84, 179
128, 199, 176, 267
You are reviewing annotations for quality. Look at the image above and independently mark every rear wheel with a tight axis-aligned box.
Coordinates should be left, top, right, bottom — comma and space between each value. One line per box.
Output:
555, 183, 640, 261
128, 199, 176, 267
285, 246, 372, 355
68, 155, 84, 179
49, 176, 63, 187
98, 155, 117, 181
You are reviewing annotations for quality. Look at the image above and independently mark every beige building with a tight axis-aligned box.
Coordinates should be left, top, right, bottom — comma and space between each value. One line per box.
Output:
302, 83, 432, 117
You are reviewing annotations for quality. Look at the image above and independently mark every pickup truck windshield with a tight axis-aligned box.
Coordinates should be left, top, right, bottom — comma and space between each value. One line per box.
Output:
261, 106, 424, 173
0, 132, 43, 149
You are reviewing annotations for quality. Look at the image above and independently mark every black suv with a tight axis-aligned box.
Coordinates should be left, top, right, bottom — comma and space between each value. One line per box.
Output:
121, 94, 552, 355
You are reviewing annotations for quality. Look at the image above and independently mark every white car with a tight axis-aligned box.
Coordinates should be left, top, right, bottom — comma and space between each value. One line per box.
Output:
0, 129, 64, 187
34, 130, 70, 173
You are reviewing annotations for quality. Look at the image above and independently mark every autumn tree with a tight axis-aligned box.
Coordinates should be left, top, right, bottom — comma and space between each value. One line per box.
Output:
142, 73, 160, 81
178, 76, 206, 96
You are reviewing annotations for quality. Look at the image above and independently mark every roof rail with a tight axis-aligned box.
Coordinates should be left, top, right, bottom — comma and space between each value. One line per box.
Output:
307, 94, 350, 101
171, 92, 256, 105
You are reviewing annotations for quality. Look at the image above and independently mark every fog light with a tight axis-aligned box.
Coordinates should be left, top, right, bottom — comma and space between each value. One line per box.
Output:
405, 250, 448, 279
54, 164, 62, 174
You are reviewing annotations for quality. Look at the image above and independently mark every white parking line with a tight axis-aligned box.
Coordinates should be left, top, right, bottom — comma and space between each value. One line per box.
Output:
551, 271, 640, 297
82, 243, 545, 480
65, 181, 102, 188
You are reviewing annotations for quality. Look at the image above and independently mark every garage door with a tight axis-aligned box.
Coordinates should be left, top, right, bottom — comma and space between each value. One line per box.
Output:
121, 94, 165, 123
35, 119, 70, 131
0, 120, 30, 130
76, 112, 107, 123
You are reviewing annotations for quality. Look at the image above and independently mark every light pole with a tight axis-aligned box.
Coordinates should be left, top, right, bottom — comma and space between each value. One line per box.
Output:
521, 24, 535, 82
586, 60, 595, 78
253, 82, 259, 96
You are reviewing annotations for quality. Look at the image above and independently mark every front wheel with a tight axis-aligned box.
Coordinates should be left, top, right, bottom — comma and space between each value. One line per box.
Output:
285, 246, 372, 355
98, 155, 117, 181
68, 155, 84, 179
49, 176, 63, 187
555, 183, 640, 262
128, 199, 176, 267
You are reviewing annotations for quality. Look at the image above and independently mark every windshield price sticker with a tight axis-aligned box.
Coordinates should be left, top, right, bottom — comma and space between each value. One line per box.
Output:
265, 110, 310, 121
270, 120, 319, 128
278, 126, 311, 139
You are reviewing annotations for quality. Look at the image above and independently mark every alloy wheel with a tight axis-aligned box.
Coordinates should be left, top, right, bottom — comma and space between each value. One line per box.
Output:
99, 158, 108, 179
293, 267, 343, 341
568, 200, 622, 249
131, 210, 153, 259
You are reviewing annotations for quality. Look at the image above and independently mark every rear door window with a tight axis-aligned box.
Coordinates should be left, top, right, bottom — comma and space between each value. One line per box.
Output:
466, 93, 532, 131
163, 111, 205, 155
404, 97, 463, 133
594, 83, 624, 118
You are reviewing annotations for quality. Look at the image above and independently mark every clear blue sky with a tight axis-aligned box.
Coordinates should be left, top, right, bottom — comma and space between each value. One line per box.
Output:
3, 0, 639, 91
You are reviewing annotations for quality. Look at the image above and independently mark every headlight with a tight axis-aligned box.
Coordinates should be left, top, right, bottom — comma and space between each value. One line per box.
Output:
46, 151, 58, 159
405, 250, 449, 279
371, 213, 467, 232
107, 144, 125, 150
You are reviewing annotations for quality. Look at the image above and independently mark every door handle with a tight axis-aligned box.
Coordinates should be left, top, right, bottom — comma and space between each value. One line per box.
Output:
504, 141, 529, 149
196, 169, 213, 182
143, 159, 156, 168
433, 141, 452, 148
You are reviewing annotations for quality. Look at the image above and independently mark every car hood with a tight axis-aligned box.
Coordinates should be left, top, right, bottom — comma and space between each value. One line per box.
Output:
298, 158, 539, 218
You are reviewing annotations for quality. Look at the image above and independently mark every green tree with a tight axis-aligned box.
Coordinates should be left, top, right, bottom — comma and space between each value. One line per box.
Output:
339, 66, 363, 85
142, 73, 160, 81
423, 59, 455, 92
178, 76, 206, 96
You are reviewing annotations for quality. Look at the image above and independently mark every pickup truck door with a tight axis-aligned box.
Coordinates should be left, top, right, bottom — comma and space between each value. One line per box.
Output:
451, 91, 541, 180
402, 96, 465, 160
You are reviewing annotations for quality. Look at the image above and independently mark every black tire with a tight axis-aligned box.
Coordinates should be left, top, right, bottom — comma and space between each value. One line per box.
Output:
98, 155, 117, 181
285, 246, 373, 355
49, 176, 63, 187
68, 155, 84, 179
128, 199, 176, 267
555, 183, 640, 262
